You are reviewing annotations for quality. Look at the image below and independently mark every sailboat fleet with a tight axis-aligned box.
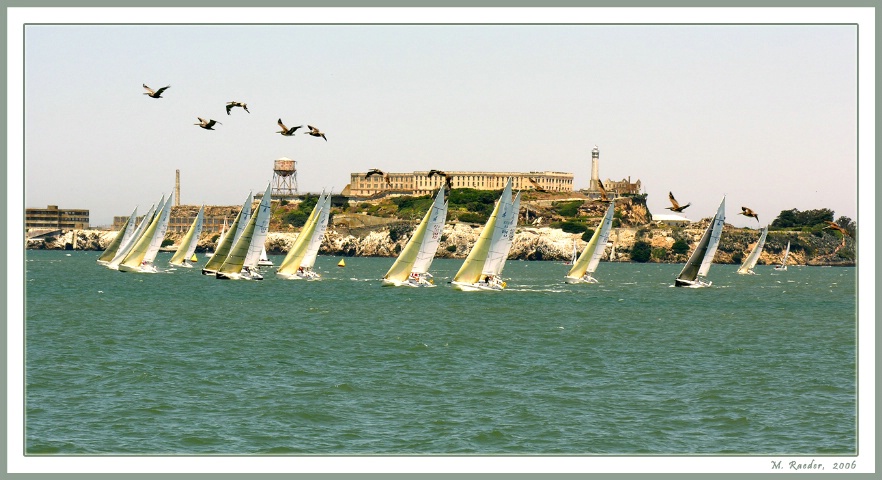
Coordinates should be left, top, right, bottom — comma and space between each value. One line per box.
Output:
97, 185, 784, 288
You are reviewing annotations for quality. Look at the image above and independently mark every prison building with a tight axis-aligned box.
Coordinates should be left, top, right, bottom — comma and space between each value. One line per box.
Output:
347, 171, 574, 198
25, 205, 90, 230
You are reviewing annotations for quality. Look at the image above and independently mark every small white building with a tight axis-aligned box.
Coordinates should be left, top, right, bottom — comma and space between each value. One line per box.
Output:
652, 213, 691, 227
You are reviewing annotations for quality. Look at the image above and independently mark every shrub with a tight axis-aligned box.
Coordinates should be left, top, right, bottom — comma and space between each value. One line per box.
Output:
671, 239, 689, 255
581, 229, 595, 242
552, 221, 588, 234
457, 212, 487, 224
651, 247, 668, 261
446, 245, 457, 253
630, 241, 652, 262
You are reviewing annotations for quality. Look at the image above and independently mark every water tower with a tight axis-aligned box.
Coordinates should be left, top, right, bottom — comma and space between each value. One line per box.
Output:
272, 157, 298, 198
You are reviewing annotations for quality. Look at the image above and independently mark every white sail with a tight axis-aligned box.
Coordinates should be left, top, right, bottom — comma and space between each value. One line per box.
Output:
452, 179, 513, 291
107, 201, 157, 269
217, 185, 272, 280
202, 193, 251, 275
118, 194, 173, 273
258, 248, 274, 267
230, 192, 253, 248
411, 188, 448, 275
775, 241, 791, 271
737, 226, 768, 274
490, 190, 520, 276
566, 202, 614, 284
276, 192, 327, 280
243, 185, 274, 269
97, 206, 137, 265
301, 193, 331, 269
206, 218, 227, 258
383, 186, 448, 286
481, 180, 515, 276
676, 196, 725, 287
696, 197, 726, 278
169, 205, 204, 267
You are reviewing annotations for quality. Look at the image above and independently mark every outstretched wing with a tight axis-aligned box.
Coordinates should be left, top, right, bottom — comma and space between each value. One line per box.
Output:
668, 192, 680, 210
226, 104, 234, 115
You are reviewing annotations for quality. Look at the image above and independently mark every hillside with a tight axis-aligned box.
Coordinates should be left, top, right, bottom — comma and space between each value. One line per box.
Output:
30, 191, 856, 266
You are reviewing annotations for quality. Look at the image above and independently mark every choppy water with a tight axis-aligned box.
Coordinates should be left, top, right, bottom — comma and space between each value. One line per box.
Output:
24, 250, 857, 455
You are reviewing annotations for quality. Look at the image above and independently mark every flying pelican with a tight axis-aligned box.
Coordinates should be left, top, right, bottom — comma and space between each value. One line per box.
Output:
666, 192, 691, 212
226, 101, 249, 115
194, 117, 221, 130
143, 84, 170, 98
739, 206, 759, 222
824, 221, 850, 237
366, 168, 391, 186
597, 180, 609, 201
276, 119, 302, 136
528, 178, 547, 193
428, 170, 453, 189
306, 125, 327, 141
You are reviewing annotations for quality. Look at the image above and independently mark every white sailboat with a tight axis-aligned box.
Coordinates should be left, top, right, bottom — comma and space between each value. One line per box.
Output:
118, 194, 174, 273
382, 186, 448, 287
451, 179, 518, 291
737, 226, 768, 275
169, 205, 205, 268
563, 238, 577, 265
675, 196, 726, 288
217, 184, 273, 280
565, 202, 615, 284
202, 193, 251, 275
205, 217, 227, 258
774, 241, 791, 271
106, 201, 158, 270
258, 248, 274, 267
97, 207, 137, 265
276, 192, 331, 280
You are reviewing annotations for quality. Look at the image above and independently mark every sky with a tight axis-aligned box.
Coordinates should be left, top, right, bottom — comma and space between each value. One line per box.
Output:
19, 10, 862, 230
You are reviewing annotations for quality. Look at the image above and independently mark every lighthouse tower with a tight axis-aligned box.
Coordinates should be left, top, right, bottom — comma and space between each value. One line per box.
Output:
589, 145, 600, 191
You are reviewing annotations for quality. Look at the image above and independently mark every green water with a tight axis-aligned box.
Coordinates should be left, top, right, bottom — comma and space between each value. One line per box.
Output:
24, 250, 857, 454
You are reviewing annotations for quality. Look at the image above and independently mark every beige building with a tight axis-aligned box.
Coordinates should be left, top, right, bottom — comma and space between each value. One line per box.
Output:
347, 171, 574, 197
26, 205, 90, 230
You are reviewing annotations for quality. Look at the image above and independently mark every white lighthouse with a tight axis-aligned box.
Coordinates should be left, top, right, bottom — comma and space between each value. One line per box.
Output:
589, 145, 600, 191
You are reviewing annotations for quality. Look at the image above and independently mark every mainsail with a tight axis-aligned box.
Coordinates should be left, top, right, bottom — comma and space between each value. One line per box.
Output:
737, 226, 768, 274
202, 193, 251, 274
169, 205, 204, 266
98, 207, 137, 264
217, 185, 272, 279
107, 201, 157, 269
566, 201, 615, 283
676, 196, 725, 287
276, 192, 327, 278
119, 194, 173, 272
383, 186, 448, 284
775, 241, 791, 270
452, 178, 515, 290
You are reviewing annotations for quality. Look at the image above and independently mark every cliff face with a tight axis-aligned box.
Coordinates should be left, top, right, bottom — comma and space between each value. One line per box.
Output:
30, 213, 855, 267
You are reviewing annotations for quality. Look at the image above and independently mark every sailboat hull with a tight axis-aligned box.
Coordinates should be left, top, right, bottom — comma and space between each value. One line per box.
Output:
277, 270, 321, 280
451, 280, 505, 292
774, 266, 787, 271
170, 262, 194, 268
382, 277, 436, 288
674, 278, 712, 288
118, 263, 158, 274
564, 275, 598, 284
736, 269, 758, 275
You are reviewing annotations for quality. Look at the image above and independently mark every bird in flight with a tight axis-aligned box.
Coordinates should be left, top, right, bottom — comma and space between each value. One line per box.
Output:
366, 168, 391, 186
739, 206, 759, 222
824, 221, 850, 237
306, 125, 327, 141
597, 180, 609, 201
428, 169, 453, 189
276, 119, 302, 136
226, 102, 249, 115
194, 117, 221, 130
143, 84, 170, 98
666, 192, 691, 212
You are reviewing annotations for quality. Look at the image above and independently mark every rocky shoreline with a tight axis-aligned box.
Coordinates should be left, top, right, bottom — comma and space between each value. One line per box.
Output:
28, 221, 856, 267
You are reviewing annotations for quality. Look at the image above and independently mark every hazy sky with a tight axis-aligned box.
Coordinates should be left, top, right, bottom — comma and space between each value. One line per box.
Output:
20, 10, 861, 229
